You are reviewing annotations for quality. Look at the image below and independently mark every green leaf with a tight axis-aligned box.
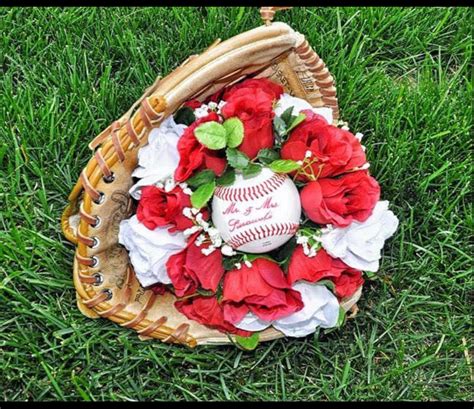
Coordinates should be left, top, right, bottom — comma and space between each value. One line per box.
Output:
364, 270, 379, 280
269, 159, 301, 173
280, 106, 294, 126
223, 256, 238, 271
185, 169, 216, 188
216, 168, 236, 186
242, 163, 262, 178
196, 289, 215, 297
226, 148, 250, 170
270, 236, 297, 269
257, 148, 280, 164
223, 117, 244, 148
336, 306, 346, 328
174, 106, 196, 126
190, 181, 216, 209
235, 332, 260, 351
194, 122, 227, 150
245, 254, 275, 263
316, 280, 336, 291
286, 113, 306, 134
273, 115, 287, 138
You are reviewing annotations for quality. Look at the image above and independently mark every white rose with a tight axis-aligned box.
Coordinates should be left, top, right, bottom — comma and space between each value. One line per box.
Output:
234, 312, 271, 332
118, 215, 187, 287
234, 282, 340, 337
272, 282, 339, 337
321, 201, 399, 272
274, 93, 333, 125
128, 116, 187, 199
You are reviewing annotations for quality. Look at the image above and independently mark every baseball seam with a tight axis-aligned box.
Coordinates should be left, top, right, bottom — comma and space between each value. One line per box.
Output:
214, 173, 287, 201
228, 222, 299, 249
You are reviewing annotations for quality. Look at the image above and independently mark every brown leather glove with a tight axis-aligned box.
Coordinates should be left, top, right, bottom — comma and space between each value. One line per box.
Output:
61, 14, 359, 347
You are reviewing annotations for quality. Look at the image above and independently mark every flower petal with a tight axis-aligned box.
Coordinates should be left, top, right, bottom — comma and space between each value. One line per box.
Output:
321, 201, 399, 272
129, 116, 186, 199
118, 215, 187, 287
274, 93, 333, 125
234, 312, 271, 332
273, 282, 339, 337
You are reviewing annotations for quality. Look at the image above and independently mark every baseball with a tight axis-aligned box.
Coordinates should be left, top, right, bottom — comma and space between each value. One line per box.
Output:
212, 167, 301, 253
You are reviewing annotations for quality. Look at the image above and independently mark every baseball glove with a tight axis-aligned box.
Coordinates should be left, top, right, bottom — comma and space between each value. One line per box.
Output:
61, 7, 361, 347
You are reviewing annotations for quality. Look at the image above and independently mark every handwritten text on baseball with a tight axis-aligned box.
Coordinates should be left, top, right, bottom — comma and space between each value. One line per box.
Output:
223, 196, 279, 232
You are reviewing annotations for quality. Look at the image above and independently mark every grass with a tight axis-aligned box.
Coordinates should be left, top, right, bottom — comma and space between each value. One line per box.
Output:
0, 6, 472, 401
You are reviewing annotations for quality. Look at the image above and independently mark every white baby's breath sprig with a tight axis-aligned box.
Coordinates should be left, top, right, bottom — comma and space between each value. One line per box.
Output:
312, 234, 323, 243
296, 235, 309, 245
201, 246, 216, 256
194, 101, 226, 118
182, 209, 230, 257
164, 178, 176, 192
207, 227, 220, 241
221, 244, 236, 257
178, 182, 193, 196
320, 225, 334, 234
182, 207, 193, 220
195, 213, 210, 231
183, 225, 202, 238
207, 101, 218, 111
213, 236, 222, 248
217, 100, 226, 113
306, 245, 318, 258
178, 185, 234, 258
194, 105, 211, 119
296, 227, 323, 258
205, 227, 223, 249
195, 233, 206, 247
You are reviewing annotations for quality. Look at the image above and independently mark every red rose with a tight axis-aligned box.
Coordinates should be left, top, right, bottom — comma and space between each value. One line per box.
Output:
287, 246, 337, 284
183, 99, 202, 109
223, 78, 283, 101
222, 258, 303, 324
288, 247, 363, 298
166, 234, 225, 297
281, 110, 366, 180
174, 112, 227, 182
137, 185, 207, 232
175, 296, 251, 337
206, 78, 282, 105
300, 171, 380, 227
221, 80, 283, 159
330, 259, 364, 298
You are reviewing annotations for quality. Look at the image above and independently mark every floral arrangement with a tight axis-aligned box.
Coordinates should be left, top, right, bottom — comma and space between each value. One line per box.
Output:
118, 77, 399, 348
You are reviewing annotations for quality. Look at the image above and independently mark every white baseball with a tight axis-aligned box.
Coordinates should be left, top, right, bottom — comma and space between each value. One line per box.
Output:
212, 167, 301, 253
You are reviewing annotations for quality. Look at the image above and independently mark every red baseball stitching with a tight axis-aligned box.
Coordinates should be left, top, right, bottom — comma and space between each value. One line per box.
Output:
228, 222, 299, 249
215, 173, 287, 202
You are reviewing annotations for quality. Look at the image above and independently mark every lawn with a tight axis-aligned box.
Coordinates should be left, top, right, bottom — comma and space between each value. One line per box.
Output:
0, 6, 472, 401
